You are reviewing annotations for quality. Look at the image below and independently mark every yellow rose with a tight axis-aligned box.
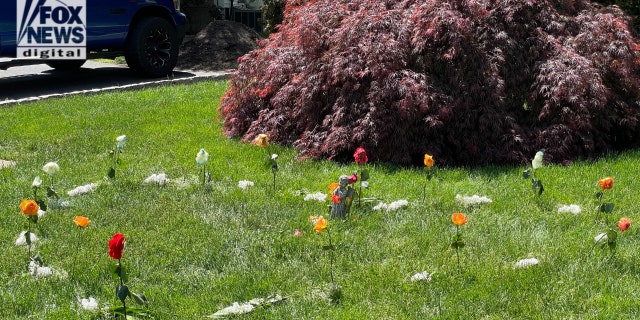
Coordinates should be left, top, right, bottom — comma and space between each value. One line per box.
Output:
74, 216, 90, 228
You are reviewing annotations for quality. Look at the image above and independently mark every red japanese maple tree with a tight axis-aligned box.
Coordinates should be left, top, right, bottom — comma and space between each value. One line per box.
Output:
219, 0, 640, 166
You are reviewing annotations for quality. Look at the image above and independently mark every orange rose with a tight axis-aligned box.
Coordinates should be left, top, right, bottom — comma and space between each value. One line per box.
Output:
74, 216, 90, 228
20, 199, 39, 216
618, 217, 631, 232
452, 213, 467, 226
314, 216, 328, 233
252, 134, 269, 147
424, 154, 434, 167
598, 177, 614, 190
328, 182, 340, 194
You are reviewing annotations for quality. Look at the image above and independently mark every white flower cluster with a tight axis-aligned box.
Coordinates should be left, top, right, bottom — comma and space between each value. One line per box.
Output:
67, 183, 98, 196
143, 173, 170, 186
514, 258, 539, 269
557, 204, 581, 215
210, 295, 284, 318
79, 297, 99, 311
410, 271, 432, 282
0, 159, 16, 169
304, 192, 327, 202
238, 180, 254, 189
28, 260, 53, 278
15, 231, 39, 246
455, 194, 493, 207
373, 200, 409, 211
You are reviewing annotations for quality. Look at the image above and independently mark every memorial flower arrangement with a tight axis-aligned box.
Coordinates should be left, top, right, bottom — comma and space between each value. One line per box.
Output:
309, 215, 341, 303
450, 213, 468, 272
108, 135, 127, 179
423, 153, 434, 202
19, 199, 39, 261
107, 232, 151, 318
353, 147, 369, 206
595, 177, 614, 222
593, 217, 631, 256
523, 151, 544, 196
252, 134, 279, 190
196, 148, 211, 185
42, 161, 60, 199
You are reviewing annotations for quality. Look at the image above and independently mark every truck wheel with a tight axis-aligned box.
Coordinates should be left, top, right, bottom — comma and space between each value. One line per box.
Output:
46, 60, 86, 71
125, 17, 179, 77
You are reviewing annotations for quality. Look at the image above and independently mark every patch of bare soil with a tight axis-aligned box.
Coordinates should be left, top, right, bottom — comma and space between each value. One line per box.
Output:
177, 20, 263, 72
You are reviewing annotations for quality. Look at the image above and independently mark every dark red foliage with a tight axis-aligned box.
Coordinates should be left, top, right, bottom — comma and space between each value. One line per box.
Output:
219, 0, 640, 166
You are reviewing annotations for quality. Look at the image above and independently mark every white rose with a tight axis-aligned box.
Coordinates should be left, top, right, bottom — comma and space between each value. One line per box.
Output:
42, 162, 59, 175
271, 154, 278, 160
531, 151, 544, 169
116, 135, 127, 150
594, 232, 608, 243
196, 148, 209, 165
32, 176, 42, 188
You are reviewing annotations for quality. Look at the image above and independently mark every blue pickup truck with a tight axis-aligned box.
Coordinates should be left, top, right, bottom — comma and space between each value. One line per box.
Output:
0, 0, 186, 77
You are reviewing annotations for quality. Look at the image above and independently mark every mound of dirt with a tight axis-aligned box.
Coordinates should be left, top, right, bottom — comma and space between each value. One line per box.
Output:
177, 20, 263, 72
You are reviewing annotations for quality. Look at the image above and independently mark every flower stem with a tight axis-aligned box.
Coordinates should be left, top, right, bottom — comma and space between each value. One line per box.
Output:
119, 260, 127, 319
327, 229, 334, 284
455, 226, 461, 272
273, 171, 276, 190
27, 220, 32, 260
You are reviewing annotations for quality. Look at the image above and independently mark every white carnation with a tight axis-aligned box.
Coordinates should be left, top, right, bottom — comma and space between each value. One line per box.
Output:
0, 159, 17, 169
238, 180, 254, 189
28, 261, 53, 278
410, 271, 432, 282
15, 231, 39, 246
373, 200, 408, 212
80, 297, 99, 311
514, 258, 539, 269
304, 192, 327, 202
456, 194, 493, 207
558, 204, 581, 215
67, 183, 98, 196
212, 302, 254, 317
143, 173, 170, 186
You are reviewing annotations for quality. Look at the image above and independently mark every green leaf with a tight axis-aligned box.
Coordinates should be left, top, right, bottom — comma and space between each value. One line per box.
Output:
32, 252, 43, 265
606, 229, 618, 244
532, 178, 544, 195
361, 169, 369, 181
131, 292, 149, 306
108, 167, 116, 179
523, 168, 532, 179
450, 241, 465, 249
271, 159, 278, 172
46, 186, 58, 199
116, 284, 129, 302
112, 264, 129, 282
595, 191, 603, 200
36, 199, 47, 211
600, 203, 614, 213
28, 214, 38, 224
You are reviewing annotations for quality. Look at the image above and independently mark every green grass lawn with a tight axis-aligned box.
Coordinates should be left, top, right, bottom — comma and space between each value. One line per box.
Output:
1, 80, 640, 319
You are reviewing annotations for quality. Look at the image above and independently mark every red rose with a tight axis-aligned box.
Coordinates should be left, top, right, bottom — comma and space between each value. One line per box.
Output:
108, 232, 126, 260
348, 173, 358, 184
618, 218, 631, 232
353, 147, 368, 165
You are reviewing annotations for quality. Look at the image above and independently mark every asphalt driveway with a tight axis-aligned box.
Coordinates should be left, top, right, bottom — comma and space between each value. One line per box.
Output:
0, 59, 228, 105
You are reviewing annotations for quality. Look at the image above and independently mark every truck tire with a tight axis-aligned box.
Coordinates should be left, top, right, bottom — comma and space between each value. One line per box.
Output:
125, 17, 179, 77
46, 60, 86, 71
